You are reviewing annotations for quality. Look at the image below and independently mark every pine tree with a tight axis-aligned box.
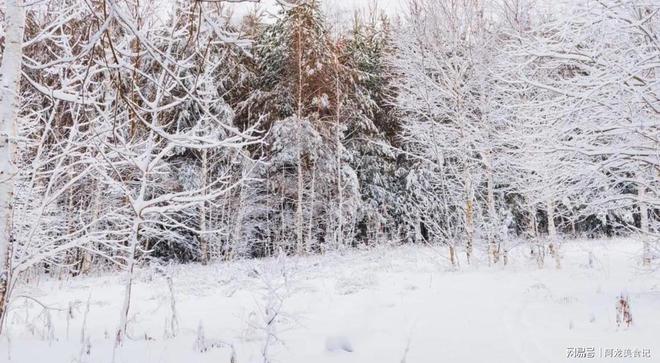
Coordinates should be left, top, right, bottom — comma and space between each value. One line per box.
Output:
244, 0, 354, 254
341, 14, 406, 245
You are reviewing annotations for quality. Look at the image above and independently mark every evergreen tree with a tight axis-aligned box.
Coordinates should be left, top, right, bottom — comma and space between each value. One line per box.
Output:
243, 0, 358, 254
341, 15, 407, 245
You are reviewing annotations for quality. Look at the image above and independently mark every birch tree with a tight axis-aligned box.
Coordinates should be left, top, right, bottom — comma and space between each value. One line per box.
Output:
395, 0, 497, 264
0, 0, 26, 330
510, 0, 659, 264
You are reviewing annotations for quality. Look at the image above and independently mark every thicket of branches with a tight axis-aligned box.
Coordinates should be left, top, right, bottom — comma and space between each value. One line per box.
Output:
0, 0, 657, 333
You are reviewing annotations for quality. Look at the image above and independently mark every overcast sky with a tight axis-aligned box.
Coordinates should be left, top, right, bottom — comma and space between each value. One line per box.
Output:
227, 0, 405, 25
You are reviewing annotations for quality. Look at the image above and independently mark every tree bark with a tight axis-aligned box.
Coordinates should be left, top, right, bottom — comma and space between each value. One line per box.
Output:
464, 172, 474, 264
0, 0, 26, 333
296, 144, 305, 254
638, 172, 651, 266
230, 164, 247, 259
80, 182, 101, 276
306, 163, 317, 253
334, 64, 343, 250
528, 205, 544, 268
485, 151, 498, 265
115, 218, 141, 346
546, 199, 560, 269
449, 245, 457, 269
200, 149, 209, 264
295, 22, 305, 255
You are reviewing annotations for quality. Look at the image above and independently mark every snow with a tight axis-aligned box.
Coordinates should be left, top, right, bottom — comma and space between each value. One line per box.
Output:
2, 238, 659, 363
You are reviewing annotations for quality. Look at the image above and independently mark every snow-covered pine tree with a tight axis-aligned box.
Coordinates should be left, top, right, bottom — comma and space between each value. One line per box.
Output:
340, 13, 406, 246
245, 0, 356, 254
159, 1, 261, 264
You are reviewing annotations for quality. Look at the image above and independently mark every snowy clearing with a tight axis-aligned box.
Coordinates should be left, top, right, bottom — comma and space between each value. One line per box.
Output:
2, 238, 658, 363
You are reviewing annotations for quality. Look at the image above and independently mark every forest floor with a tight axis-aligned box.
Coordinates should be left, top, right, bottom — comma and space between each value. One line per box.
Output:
1, 237, 659, 363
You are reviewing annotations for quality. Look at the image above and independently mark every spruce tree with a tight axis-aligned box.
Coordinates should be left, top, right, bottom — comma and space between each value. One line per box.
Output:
244, 0, 357, 254
341, 15, 406, 245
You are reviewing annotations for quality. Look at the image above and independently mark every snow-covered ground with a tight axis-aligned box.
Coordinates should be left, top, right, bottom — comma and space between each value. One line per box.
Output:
2, 238, 659, 363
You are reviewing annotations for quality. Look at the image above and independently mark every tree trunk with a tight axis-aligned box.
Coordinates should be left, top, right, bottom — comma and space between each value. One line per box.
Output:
638, 172, 651, 266
115, 219, 140, 346
485, 151, 498, 265
464, 172, 474, 264
199, 149, 209, 264
116, 153, 149, 346
296, 150, 305, 255
334, 68, 343, 250
546, 199, 560, 269
537, 240, 545, 269
295, 19, 305, 255
528, 205, 544, 268
80, 180, 102, 275
306, 163, 317, 253
449, 245, 457, 269
230, 165, 247, 260
571, 219, 576, 238
67, 182, 78, 277
0, 0, 26, 333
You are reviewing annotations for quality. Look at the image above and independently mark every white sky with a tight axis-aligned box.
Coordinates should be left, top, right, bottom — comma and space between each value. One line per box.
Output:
227, 0, 404, 25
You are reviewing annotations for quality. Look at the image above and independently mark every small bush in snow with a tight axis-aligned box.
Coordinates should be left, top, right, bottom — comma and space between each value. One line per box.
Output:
615, 295, 632, 328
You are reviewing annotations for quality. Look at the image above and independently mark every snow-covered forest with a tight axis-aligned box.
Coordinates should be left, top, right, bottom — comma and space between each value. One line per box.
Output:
0, 0, 658, 362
